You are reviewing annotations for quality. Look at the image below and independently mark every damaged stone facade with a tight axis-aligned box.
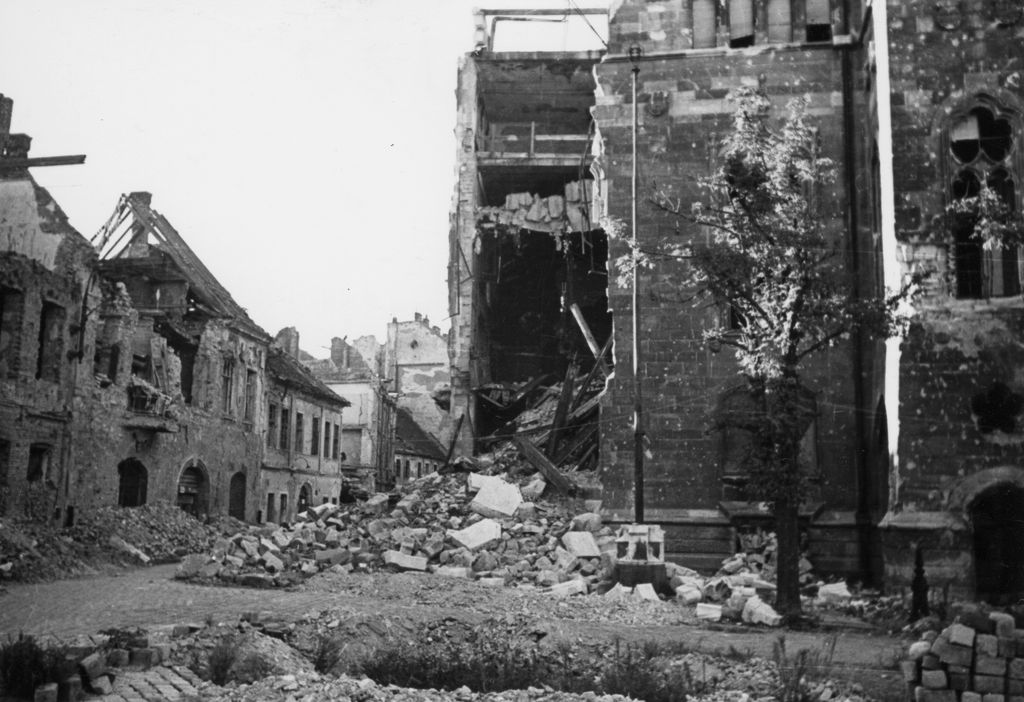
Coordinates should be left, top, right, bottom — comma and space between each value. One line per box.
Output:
263, 332, 348, 524
384, 313, 451, 447
305, 335, 395, 491
876, 0, 1024, 600
448, 1, 1024, 597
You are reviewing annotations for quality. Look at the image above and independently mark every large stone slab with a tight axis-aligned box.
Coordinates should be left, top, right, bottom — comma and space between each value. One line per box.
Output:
561, 531, 601, 558
447, 518, 502, 551
469, 478, 522, 518
383, 550, 428, 571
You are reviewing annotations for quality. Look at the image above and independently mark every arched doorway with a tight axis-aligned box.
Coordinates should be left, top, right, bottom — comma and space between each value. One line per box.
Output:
117, 458, 148, 507
228, 471, 246, 521
176, 461, 209, 519
971, 483, 1024, 603
298, 483, 312, 515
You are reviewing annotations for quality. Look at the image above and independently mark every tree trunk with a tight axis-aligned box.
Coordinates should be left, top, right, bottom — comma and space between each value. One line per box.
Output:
774, 494, 803, 619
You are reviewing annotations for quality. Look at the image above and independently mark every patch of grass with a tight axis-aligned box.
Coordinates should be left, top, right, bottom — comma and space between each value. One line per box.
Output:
599, 638, 706, 702
0, 633, 72, 698
311, 632, 346, 674
772, 633, 837, 702
206, 636, 238, 686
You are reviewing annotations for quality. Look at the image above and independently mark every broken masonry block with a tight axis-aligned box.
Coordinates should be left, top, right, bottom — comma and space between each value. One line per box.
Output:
975, 655, 1008, 677
1011, 681, 1024, 696
950, 623, 976, 648
260, 552, 285, 573
920, 670, 948, 690
469, 478, 522, 519
383, 550, 428, 571
993, 613, 1017, 638
434, 566, 472, 578
78, 652, 105, 682
571, 512, 602, 532
33, 683, 58, 702
364, 494, 389, 515
105, 648, 129, 668
907, 640, 932, 660
634, 583, 659, 601
1009, 658, 1024, 680
949, 673, 969, 692
129, 647, 156, 668
973, 674, 1007, 695
57, 674, 82, 702
562, 531, 601, 558
961, 693, 983, 702
447, 518, 502, 551
977, 634, 1000, 657
913, 689, 956, 702
920, 654, 941, 670
1001, 638, 1016, 658
984, 695, 1007, 702
546, 578, 587, 597
741, 596, 782, 627
89, 676, 113, 696
901, 660, 920, 683
675, 584, 703, 605
696, 603, 723, 621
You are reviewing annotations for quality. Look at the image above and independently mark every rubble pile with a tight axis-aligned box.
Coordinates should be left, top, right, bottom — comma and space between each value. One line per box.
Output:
176, 470, 617, 592
902, 610, 1024, 702
0, 501, 219, 582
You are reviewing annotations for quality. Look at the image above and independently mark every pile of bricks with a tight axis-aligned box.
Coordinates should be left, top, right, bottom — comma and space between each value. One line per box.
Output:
176, 470, 617, 594
903, 613, 1024, 702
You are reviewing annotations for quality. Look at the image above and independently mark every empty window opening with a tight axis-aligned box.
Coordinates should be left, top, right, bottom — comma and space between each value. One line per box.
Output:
265, 492, 276, 523
94, 341, 120, 385
36, 302, 65, 382
117, 458, 148, 507
243, 369, 257, 422
324, 420, 332, 458
0, 439, 9, 489
311, 417, 320, 456
692, 0, 717, 48
280, 408, 290, 450
221, 357, 235, 414
229, 471, 246, 521
332, 422, 340, 459
295, 412, 305, 454
155, 321, 197, 404
267, 403, 279, 448
805, 0, 832, 41
729, 0, 755, 47
0, 287, 24, 376
176, 463, 208, 518
298, 484, 311, 513
972, 483, 1024, 604
767, 0, 793, 42
279, 493, 288, 523
27, 443, 52, 483
970, 381, 1023, 433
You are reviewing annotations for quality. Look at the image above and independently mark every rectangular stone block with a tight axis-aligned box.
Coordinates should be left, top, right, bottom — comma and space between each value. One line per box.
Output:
977, 656, 1008, 677
921, 653, 941, 670
992, 613, 1016, 638
383, 550, 427, 571
34, 683, 57, 702
962, 692, 983, 702
951, 673, 970, 691
978, 635, 1001, 657
974, 675, 1006, 695
921, 670, 947, 689
1010, 658, 1024, 680
983, 695, 1006, 702
938, 642, 973, 667
951, 623, 977, 648
447, 518, 501, 551
1009, 680, 1024, 696
561, 531, 601, 558
469, 477, 522, 518
77, 652, 104, 681
57, 674, 82, 702
915, 688, 957, 702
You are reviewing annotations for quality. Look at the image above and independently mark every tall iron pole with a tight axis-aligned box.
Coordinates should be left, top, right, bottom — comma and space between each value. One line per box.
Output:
629, 47, 645, 524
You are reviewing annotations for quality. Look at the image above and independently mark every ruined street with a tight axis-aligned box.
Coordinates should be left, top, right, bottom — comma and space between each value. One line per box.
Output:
0, 563, 907, 701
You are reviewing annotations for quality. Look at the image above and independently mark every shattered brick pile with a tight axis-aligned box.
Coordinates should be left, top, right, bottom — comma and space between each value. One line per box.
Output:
902, 612, 1024, 702
176, 471, 617, 593
0, 501, 218, 582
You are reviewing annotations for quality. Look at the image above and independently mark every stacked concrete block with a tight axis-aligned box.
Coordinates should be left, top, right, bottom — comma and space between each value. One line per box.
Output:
904, 614, 1024, 702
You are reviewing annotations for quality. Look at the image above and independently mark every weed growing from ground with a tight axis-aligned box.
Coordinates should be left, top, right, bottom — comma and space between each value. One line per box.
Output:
206, 636, 238, 686
772, 633, 837, 702
0, 633, 72, 698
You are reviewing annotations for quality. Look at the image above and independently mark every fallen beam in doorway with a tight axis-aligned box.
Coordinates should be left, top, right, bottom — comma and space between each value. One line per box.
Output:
570, 303, 609, 377
546, 361, 577, 460
514, 435, 575, 495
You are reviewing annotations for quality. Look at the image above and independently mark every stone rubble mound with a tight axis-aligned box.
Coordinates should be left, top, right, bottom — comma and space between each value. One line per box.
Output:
175, 469, 616, 593
0, 501, 219, 582
902, 605, 1024, 702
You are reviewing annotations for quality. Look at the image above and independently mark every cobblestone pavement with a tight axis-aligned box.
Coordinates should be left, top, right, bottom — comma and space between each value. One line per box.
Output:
0, 564, 906, 697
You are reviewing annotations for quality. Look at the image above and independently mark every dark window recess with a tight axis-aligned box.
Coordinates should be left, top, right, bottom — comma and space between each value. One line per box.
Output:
0, 439, 10, 486
27, 443, 51, 483
311, 417, 320, 456
971, 382, 1023, 434
324, 420, 332, 457
117, 458, 148, 507
221, 358, 235, 414
332, 422, 340, 459
805, 0, 832, 41
0, 287, 25, 375
244, 369, 257, 421
280, 408, 290, 450
729, 0, 755, 47
36, 302, 65, 382
295, 413, 304, 454
268, 403, 279, 448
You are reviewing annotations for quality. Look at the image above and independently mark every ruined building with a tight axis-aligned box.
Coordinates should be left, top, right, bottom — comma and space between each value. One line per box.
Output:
305, 335, 395, 491
392, 407, 447, 485
384, 313, 451, 446
263, 333, 349, 523
449, 2, 1024, 600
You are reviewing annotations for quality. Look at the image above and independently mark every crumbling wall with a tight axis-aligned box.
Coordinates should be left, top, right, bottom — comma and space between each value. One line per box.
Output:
882, 0, 1024, 597
385, 314, 451, 445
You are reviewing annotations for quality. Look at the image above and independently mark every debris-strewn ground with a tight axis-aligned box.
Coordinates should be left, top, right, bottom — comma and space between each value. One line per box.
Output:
0, 501, 221, 582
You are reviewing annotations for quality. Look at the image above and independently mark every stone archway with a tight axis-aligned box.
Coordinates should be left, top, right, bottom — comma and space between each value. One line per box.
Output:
176, 460, 209, 519
971, 482, 1024, 604
228, 471, 246, 521
117, 458, 148, 507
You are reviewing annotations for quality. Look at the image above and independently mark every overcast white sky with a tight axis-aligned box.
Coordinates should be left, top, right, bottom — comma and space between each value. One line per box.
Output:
3, 0, 608, 357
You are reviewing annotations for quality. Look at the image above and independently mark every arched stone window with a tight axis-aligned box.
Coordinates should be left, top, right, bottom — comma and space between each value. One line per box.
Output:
946, 97, 1023, 298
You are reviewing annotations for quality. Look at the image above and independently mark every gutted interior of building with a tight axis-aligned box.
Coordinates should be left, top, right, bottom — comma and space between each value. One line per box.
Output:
449, 22, 611, 454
